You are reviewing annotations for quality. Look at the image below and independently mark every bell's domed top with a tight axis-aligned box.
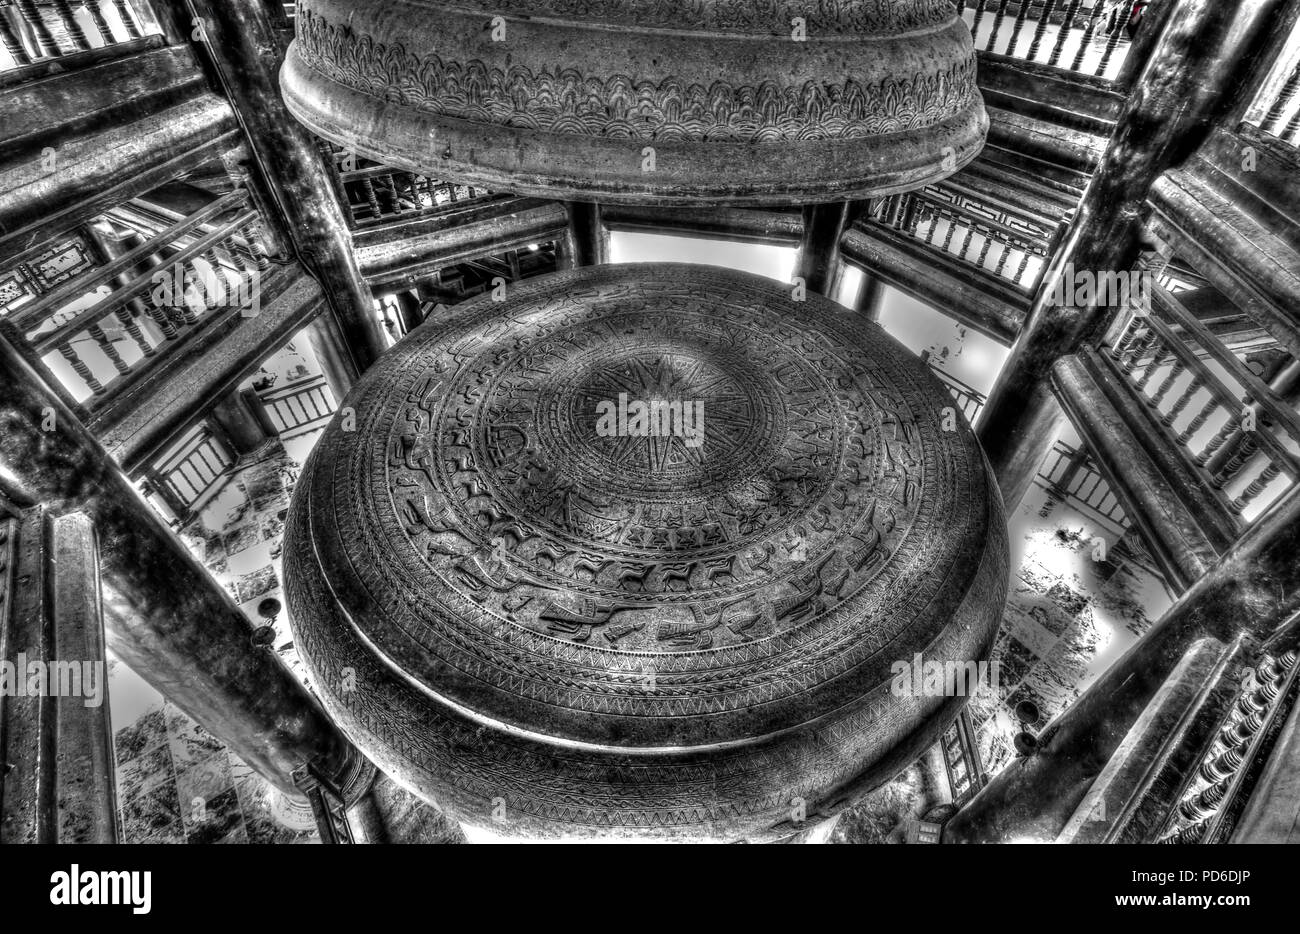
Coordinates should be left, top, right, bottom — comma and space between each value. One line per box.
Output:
281, 0, 987, 205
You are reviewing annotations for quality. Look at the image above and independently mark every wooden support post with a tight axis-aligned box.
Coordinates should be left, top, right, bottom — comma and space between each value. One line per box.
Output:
178, 0, 388, 373
1052, 353, 1222, 590
796, 201, 850, 297
0, 334, 367, 800
564, 202, 608, 268
977, 0, 1287, 509
0, 508, 118, 843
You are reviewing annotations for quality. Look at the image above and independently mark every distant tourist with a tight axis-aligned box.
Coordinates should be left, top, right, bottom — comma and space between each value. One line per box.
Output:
1127, 1, 1149, 40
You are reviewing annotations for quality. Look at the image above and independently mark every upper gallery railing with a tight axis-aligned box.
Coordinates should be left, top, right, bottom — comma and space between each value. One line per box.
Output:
1242, 22, 1300, 148
1036, 438, 1131, 536
1104, 285, 1300, 528
1, 189, 271, 411
0, 0, 159, 73
1158, 648, 1298, 844
321, 141, 497, 230
955, 0, 1158, 86
140, 418, 235, 524
866, 186, 1055, 295
925, 355, 990, 423
254, 373, 335, 440
940, 710, 988, 807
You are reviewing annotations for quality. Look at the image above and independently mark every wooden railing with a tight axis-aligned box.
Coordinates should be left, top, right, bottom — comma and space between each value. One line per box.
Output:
1246, 50, 1300, 148
868, 187, 1054, 294
141, 420, 235, 524
1037, 439, 1130, 536
1158, 648, 1299, 844
1105, 285, 1300, 526
255, 373, 335, 440
4, 190, 271, 411
941, 709, 988, 807
0, 0, 156, 73
0, 230, 99, 311
926, 356, 989, 423
956, 0, 1154, 84
322, 142, 495, 229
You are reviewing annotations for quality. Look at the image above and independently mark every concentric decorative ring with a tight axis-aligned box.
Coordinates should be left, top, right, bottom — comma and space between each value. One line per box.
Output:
284, 264, 1008, 841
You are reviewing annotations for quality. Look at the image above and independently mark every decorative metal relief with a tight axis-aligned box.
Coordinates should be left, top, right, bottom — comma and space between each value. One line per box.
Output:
284, 265, 1009, 841
282, 0, 988, 205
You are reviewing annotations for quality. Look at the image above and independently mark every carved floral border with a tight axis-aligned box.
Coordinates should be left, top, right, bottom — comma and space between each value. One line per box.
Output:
295, 8, 979, 143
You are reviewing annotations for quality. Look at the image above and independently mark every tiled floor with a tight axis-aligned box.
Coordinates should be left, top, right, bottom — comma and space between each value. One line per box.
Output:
112, 696, 318, 844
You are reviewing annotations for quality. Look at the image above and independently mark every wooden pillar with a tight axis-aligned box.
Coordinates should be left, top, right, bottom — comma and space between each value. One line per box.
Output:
796, 201, 850, 297
177, 0, 388, 373
305, 312, 356, 404
0, 512, 120, 848
1113, 0, 1183, 91
976, 0, 1287, 507
1000, 389, 1067, 516
564, 202, 608, 267
210, 390, 271, 456
0, 334, 367, 800
0, 507, 118, 843
1052, 353, 1221, 590
945, 481, 1300, 843
854, 272, 886, 321
48, 512, 119, 843
393, 289, 424, 336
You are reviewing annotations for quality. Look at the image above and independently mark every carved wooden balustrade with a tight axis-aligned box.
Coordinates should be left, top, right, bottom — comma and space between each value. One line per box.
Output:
1036, 438, 1131, 536
374, 240, 563, 341
137, 371, 339, 527
321, 141, 498, 231
138, 418, 236, 526
255, 372, 335, 440
1158, 647, 1299, 843
867, 187, 1054, 294
1243, 25, 1300, 148
941, 709, 988, 807
1104, 283, 1300, 528
925, 355, 990, 423
1, 189, 272, 412
0, 0, 157, 72
955, 0, 1158, 85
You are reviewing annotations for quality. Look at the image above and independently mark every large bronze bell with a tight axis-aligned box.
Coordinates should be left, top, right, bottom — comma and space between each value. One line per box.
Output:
281, 0, 988, 205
